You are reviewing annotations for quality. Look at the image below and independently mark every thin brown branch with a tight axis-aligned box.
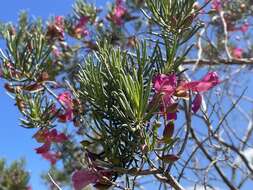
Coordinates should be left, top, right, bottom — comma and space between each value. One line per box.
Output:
182, 58, 253, 65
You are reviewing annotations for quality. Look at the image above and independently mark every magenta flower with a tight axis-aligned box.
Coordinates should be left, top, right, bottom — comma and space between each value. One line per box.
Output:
167, 112, 177, 120
211, 0, 222, 11
152, 72, 220, 116
72, 169, 99, 190
34, 129, 68, 143
58, 92, 73, 108
57, 92, 74, 122
192, 93, 202, 113
72, 167, 112, 190
179, 72, 220, 113
179, 72, 220, 93
74, 16, 90, 38
232, 47, 243, 59
35, 142, 51, 154
152, 74, 179, 121
34, 129, 68, 155
41, 151, 60, 165
47, 15, 65, 41
55, 16, 64, 29
110, 0, 127, 26
153, 74, 177, 95
153, 74, 178, 114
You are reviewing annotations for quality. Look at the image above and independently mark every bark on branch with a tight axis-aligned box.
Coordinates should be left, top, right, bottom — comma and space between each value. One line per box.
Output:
182, 58, 253, 66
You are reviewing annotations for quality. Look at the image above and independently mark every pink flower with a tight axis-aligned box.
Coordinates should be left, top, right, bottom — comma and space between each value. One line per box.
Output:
167, 112, 177, 120
153, 74, 177, 95
179, 72, 220, 93
72, 168, 113, 190
152, 72, 219, 117
152, 74, 179, 121
72, 169, 99, 190
34, 129, 68, 143
41, 152, 61, 165
35, 142, 51, 154
34, 129, 68, 154
232, 47, 243, 59
240, 23, 249, 33
55, 16, 64, 29
153, 74, 177, 113
57, 92, 74, 122
58, 109, 74, 122
192, 93, 202, 113
111, 0, 127, 25
179, 72, 219, 113
58, 92, 73, 108
34, 129, 67, 164
49, 16, 64, 40
74, 16, 90, 38
211, 0, 222, 11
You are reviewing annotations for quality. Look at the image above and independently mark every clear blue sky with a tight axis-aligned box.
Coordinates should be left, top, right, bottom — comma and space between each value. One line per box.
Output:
1, 1, 253, 190
0, 0, 107, 189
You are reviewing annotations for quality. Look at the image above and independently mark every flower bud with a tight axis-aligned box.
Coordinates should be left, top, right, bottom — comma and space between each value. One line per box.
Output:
160, 154, 180, 163
163, 121, 174, 139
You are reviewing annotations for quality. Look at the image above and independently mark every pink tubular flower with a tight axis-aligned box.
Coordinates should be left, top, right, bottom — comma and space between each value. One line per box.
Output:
179, 72, 219, 113
74, 16, 90, 38
57, 92, 74, 122
179, 72, 220, 93
55, 16, 64, 29
47, 16, 65, 41
41, 152, 61, 165
153, 74, 177, 115
232, 47, 243, 59
34, 129, 68, 163
41, 151, 60, 165
152, 72, 220, 116
192, 93, 202, 113
58, 92, 73, 108
72, 168, 112, 190
211, 0, 222, 11
167, 112, 177, 120
152, 73, 178, 119
153, 74, 177, 94
72, 169, 99, 190
34, 129, 68, 144
110, 0, 127, 26
35, 142, 51, 154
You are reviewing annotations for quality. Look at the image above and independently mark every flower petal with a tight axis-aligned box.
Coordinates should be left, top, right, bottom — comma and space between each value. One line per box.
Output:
192, 94, 202, 113
72, 169, 98, 190
167, 112, 177, 120
54, 133, 68, 143
180, 72, 220, 92
35, 142, 51, 154
41, 152, 60, 165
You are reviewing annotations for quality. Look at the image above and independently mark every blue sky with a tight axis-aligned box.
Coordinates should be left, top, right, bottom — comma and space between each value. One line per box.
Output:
1, 1, 253, 190
0, 0, 107, 189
